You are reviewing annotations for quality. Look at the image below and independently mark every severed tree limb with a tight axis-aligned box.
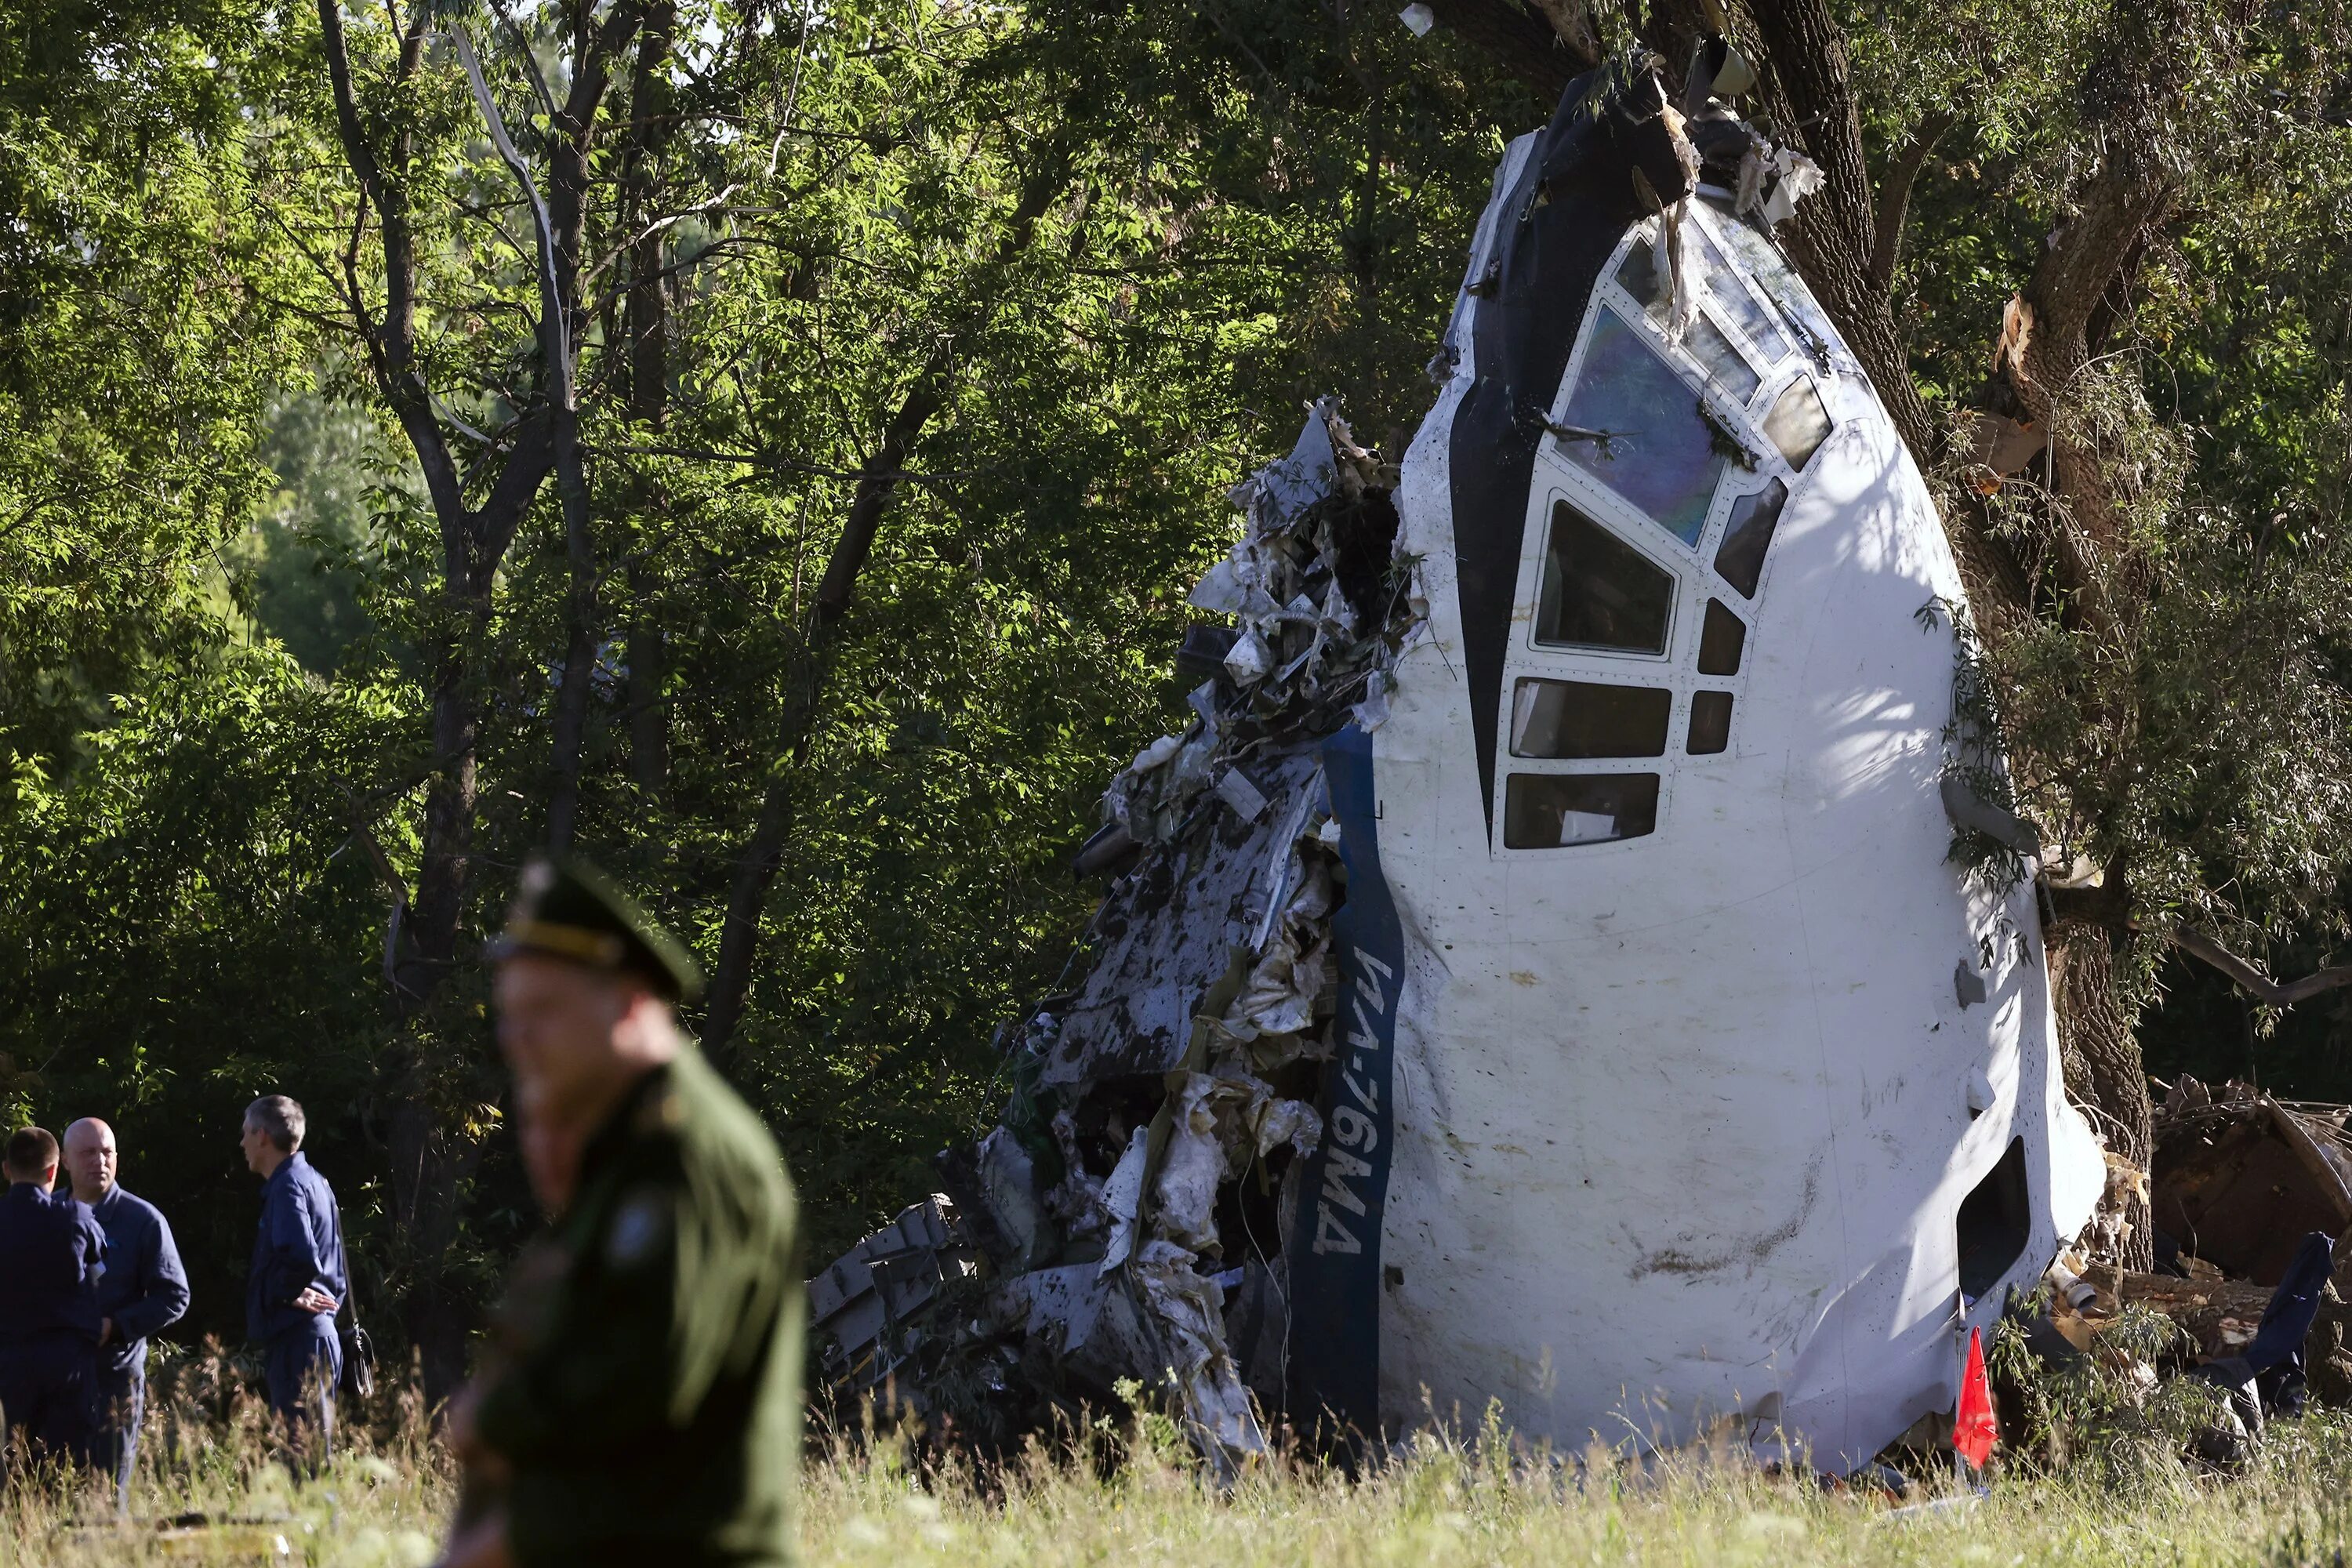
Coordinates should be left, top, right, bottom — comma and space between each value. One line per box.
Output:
2169, 928, 2352, 1011
2045, 879, 2352, 1008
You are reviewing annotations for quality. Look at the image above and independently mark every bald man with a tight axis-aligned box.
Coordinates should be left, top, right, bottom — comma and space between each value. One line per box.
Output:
64, 1120, 188, 1495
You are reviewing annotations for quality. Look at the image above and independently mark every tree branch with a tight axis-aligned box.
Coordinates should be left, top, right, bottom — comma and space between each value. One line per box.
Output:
1867, 109, 1953, 296
2170, 928, 2352, 1010
1421, 0, 1592, 99
316, 0, 467, 533
699, 138, 1079, 1058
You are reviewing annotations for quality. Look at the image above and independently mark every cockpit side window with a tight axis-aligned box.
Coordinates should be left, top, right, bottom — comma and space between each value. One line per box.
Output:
1510, 678, 1671, 759
1535, 500, 1676, 655
1697, 600, 1748, 677
1763, 378, 1832, 471
1714, 478, 1787, 599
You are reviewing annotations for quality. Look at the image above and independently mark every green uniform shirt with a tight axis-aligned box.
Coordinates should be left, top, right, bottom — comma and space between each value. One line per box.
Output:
474, 1046, 804, 1566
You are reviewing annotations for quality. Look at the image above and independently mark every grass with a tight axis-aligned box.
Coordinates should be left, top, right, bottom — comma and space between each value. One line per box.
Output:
9, 1351, 2352, 1566
804, 1408, 2352, 1568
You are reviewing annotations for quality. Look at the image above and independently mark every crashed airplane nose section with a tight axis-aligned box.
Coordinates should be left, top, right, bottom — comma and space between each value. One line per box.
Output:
809, 53, 2105, 1477
1291, 60, 2105, 1466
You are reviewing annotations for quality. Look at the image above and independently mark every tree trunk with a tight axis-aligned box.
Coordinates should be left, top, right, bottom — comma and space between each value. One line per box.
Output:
2049, 922, 2154, 1270
621, 0, 677, 800
321, 0, 646, 1404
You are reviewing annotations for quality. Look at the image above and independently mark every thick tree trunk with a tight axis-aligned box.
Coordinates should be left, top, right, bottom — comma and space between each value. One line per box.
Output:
322, 0, 644, 1404
2048, 924, 2154, 1269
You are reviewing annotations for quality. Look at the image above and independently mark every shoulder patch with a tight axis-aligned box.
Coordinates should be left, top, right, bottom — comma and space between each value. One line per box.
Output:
604, 1188, 673, 1270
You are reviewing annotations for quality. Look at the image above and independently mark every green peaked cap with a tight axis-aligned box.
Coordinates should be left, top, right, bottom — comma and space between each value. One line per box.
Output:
488, 853, 703, 1004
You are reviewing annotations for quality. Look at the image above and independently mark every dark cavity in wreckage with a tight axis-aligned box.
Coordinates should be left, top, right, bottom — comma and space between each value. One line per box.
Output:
808, 50, 2105, 1474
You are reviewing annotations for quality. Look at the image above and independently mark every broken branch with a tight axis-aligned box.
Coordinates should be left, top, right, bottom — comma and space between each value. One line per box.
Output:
2169, 927, 2352, 1010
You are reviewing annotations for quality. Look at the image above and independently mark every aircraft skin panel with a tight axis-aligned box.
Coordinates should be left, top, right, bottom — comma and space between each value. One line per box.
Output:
1356, 73, 2103, 1470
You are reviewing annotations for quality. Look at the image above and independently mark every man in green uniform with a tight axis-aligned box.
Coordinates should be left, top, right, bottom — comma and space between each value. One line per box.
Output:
436, 855, 803, 1568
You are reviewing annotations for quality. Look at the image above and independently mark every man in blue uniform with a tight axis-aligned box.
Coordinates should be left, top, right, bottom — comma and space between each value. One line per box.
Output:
0, 1126, 107, 1470
241, 1095, 347, 1466
64, 1118, 189, 1496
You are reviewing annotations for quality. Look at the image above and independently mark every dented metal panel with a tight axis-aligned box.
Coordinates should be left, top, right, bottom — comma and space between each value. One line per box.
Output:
1039, 751, 1327, 1091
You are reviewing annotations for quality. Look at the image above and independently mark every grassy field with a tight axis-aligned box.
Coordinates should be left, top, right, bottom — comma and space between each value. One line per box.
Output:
8, 1396, 2352, 1567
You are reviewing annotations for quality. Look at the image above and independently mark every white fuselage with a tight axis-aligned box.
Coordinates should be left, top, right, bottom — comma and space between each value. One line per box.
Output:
1357, 159, 2103, 1467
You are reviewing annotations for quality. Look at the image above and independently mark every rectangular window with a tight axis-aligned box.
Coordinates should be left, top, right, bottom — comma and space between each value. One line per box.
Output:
1684, 313, 1761, 405
1510, 678, 1671, 758
1688, 691, 1733, 754
1682, 219, 1795, 364
1504, 773, 1661, 848
1555, 307, 1730, 546
1535, 501, 1675, 655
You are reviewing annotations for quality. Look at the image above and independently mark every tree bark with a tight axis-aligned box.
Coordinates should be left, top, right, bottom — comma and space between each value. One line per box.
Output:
319, 0, 640, 1400
620, 2, 677, 800
2049, 923, 2154, 1269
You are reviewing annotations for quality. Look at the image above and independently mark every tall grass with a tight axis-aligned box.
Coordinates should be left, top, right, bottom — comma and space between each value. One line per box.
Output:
9, 1348, 2352, 1566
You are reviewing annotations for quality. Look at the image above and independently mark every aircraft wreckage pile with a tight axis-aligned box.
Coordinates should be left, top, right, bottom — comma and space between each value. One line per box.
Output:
808, 49, 2352, 1474
808, 398, 1414, 1460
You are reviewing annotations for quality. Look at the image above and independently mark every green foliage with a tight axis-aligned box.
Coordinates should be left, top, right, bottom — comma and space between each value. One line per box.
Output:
1846, 0, 2352, 1032
10, 0, 2352, 1366
0, 0, 1534, 1345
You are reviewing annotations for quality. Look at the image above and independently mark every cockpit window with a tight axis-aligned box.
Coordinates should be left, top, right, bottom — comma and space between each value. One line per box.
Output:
1504, 772, 1661, 848
1705, 205, 1843, 355
1613, 235, 1759, 403
1555, 307, 1729, 546
1682, 220, 1794, 364
1763, 378, 1832, 470
1536, 500, 1674, 654
1714, 479, 1787, 598
1683, 314, 1761, 405
1697, 600, 1747, 677
1617, 236, 1661, 309
1510, 678, 1671, 759
1688, 691, 1733, 754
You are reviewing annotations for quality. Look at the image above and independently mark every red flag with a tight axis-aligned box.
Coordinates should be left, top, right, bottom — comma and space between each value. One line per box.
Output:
1954, 1325, 1998, 1469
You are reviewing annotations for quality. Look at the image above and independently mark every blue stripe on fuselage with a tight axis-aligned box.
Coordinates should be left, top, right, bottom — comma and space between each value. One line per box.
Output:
1286, 724, 1403, 1448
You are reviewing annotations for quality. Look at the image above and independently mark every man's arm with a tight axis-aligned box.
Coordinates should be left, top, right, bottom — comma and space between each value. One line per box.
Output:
262, 1185, 334, 1308
111, 1208, 191, 1344
74, 1209, 107, 1287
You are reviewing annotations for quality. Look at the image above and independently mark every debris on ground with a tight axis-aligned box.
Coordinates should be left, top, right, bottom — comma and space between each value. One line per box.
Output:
1964, 1080, 2352, 1478
807, 398, 1416, 1464
2151, 1076, 2352, 1285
